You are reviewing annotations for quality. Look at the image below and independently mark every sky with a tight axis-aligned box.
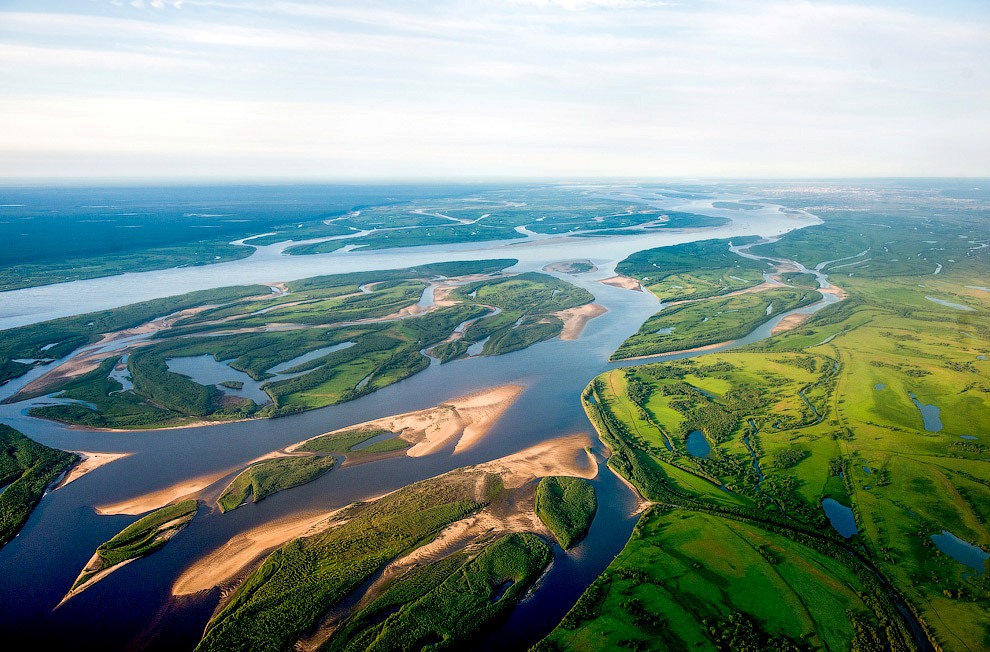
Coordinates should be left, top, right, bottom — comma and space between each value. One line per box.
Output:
0, 0, 988, 179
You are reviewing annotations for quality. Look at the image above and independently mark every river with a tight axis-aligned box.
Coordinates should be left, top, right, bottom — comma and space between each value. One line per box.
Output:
0, 187, 828, 650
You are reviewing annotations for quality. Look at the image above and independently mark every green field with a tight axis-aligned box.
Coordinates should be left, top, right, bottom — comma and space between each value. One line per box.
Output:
535, 476, 598, 549
72, 500, 198, 590
0, 424, 78, 549
557, 198, 990, 651
217, 456, 336, 513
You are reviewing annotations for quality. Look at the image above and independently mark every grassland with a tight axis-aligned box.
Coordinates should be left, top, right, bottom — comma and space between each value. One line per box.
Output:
612, 286, 821, 360
0, 424, 78, 549
69, 500, 198, 592
196, 469, 503, 652
535, 476, 597, 549
217, 456, 336, 513
616, 237, 768, 302
12, 260, 596, 428
552, 196, 990, 651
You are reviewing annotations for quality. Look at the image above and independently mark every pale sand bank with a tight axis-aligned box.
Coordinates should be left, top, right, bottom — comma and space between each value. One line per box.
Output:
771, 313, 812, 335
288, 384, 525, 459
557, 304, 607, 341
600, 275, 642, 292
56, 451, 132, 490
96, 469, 232, 515
476, 432, 597, 488
172, 508, 347, 596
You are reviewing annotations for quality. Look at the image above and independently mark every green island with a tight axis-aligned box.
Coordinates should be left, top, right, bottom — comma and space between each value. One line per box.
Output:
217, 456, 337, 513
295, 426, 410, 459
0, 424, 78, 549
615, 237, 768, 302
535, 476, 598, 549
196, 469, 505, 652
430, 272, 595, 362
6, 260, 593, 429
612, 286, 822, 360
538, 198, 990, 652
68, 500, 198, 596
327, 533, 551, 652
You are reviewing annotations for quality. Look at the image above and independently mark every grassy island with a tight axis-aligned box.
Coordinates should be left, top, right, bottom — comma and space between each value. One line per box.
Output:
535, 476, 597, 549
217, 456, 336, 513
0, 424, 78, 549
68, 500, 198, 597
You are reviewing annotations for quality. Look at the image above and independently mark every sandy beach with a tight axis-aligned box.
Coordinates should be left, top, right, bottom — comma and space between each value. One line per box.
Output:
557, 303, 607, 340
599, 275, 643, 292
172, 508, 347, 596
56, 451, 132, 489
288, 384, 525, 458
771, 313, 812, 335
95, 469, 233, 515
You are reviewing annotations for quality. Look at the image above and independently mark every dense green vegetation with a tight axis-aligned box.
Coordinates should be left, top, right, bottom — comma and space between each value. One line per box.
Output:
325, 533, 551, 651
0, 424, 77, 549
535, 476, 597, 549
72, 500, 198, 590
217, 456, 336, 513
612, 286, 821, 360
196, 469, 503, 652
616, 237, 767, 301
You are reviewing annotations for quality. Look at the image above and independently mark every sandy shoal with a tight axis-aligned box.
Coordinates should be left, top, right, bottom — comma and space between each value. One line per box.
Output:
476, 432, 598, 488
95, 468, 233, 515
288, 384, 525, 459
557, 304, 607, 341
771, 313, 813, 335
172, 508, 345, 596
599, 275, 642, 292
57, 451, 132, 489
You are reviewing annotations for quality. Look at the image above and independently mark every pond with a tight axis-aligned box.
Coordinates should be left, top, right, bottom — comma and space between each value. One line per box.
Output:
686, 430, 711, 458
908, 393, 943, 432
930, 530, 989, 577
821, 498, 858, 538
165, 355, 271, 405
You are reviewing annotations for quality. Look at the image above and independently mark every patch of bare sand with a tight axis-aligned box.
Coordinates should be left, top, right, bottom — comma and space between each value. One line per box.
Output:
56, 452, 132, 489
600, 275, 642, 292
96, 469, 232, 515
172, 508, 346, 596
557, 304, 607, 341
476, 432, 598, 489
543, 260, 598, 275
288, 385, 525, 459
771, 313, 812, 335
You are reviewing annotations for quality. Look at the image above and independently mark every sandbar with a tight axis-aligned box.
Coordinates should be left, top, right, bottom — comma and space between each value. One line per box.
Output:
557, 304, 607, 341
771, 313, 812, 335
56, 451, 132, 489
288, 384, 525, 459
600, 275, 642, 292
96, 469, 232, 515
172, 508, 347, 596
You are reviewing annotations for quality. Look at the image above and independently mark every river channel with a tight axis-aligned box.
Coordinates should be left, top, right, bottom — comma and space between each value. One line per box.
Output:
0, 188, 829, 650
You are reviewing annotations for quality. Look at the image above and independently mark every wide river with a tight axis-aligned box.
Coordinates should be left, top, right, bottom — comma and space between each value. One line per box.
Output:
0, 188, 825, 650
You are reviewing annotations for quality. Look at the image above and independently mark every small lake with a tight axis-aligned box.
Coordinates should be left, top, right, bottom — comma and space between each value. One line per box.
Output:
165, 355, 271, 405
821, 498, 858, 538
908, 393, 943, 432
874, 383, 885, 391
930, 530, 989, 577
686, 430, 711, 458
925, 296, 974, 311
266, 342, 355, 376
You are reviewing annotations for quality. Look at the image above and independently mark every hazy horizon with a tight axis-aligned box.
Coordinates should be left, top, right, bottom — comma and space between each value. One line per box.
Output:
2, 0, 988, 179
